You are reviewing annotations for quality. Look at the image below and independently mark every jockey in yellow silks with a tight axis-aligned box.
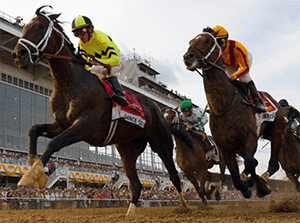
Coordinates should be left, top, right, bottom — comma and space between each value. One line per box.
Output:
203, 25, 266, 113
72, 15, 128, 106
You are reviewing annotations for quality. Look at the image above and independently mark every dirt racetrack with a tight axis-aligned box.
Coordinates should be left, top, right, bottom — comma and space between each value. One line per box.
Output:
0, 198, 299, 223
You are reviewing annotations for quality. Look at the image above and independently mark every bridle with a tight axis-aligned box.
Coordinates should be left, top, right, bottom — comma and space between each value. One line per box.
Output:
188, 33, 238, 116
164, 108, 180, 129
17, 12, 70, 64
189, 32, 225, 75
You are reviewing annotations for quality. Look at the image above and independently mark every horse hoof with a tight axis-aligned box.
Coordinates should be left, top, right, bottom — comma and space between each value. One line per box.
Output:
35, 172, 48, 189
18, 159, 46, 188
242, 188, 252, 198
126, 203, 136, 217
215, 191, 221, 201
18, 173, 36, 187
257, 184, 272, 197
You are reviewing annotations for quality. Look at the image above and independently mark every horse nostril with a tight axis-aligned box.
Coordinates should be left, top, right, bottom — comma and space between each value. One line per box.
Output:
188, 53, 195, 59
183, 53, 195, 61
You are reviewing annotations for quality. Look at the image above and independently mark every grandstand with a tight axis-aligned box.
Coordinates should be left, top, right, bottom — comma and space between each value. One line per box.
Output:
0, 11, 292, 202
0, 10, 195, 190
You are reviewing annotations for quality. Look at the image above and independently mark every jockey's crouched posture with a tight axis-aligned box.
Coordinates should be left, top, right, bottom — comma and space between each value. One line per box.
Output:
279, 99, 300, 136
72, 15, 128, 106
180, 100, 214, 153
203, 25, 266, 113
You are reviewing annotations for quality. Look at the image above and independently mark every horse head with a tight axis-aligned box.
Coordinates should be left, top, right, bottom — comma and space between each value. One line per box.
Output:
164, 107, 183, 131
12, 5, 64, 69
183, 32, 222, 71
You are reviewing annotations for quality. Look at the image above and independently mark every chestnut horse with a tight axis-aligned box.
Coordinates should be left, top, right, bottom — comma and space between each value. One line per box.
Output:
164, 108, 226, 202
12, 6, 187, 216
278, 107, 300, 192
183, 32, 286, 198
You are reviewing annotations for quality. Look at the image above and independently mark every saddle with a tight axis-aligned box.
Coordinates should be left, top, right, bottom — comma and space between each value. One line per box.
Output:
189, 129, 219, 162
92, 71, 146, 128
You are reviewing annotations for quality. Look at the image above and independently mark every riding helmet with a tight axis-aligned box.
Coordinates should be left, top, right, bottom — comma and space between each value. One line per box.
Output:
71, 15, 93, 33
212, 25, 229, 39
180, 100, 193, 111
279, 99, 289, 107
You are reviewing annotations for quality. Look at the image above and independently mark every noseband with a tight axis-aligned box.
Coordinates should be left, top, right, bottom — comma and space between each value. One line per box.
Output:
164, 109, 180, 129
17, 13, 69, 63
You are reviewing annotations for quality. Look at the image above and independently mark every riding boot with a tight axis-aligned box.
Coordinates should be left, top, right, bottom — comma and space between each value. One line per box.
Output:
247, 81, 267, 113
201, 133, 214, 153
107, 76, 129, 106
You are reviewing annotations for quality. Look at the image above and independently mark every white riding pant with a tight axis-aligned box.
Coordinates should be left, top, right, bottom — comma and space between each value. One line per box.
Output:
90, 52, 126, 75
225, 51, 253, 83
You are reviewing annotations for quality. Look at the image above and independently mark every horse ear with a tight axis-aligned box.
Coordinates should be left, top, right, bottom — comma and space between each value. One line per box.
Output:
49, 13, 61, 21
36, 5, 53, 16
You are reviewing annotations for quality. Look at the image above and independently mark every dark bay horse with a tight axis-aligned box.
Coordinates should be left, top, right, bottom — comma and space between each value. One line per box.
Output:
11, 6, 187, 216
164, 108, 226, 202
279, 107, 300, 192
183, 32, 286, 198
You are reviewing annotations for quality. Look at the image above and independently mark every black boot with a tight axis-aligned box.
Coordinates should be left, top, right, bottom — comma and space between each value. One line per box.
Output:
203, 133, 214, 153
107, 76, 128, 106
247, 81, 266, 113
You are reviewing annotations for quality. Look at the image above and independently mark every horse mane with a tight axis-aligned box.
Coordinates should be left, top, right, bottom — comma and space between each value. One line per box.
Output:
170, 124, 194, 149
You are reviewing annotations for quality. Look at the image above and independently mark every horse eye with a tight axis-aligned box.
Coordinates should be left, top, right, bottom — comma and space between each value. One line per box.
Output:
205, 39, 210, 45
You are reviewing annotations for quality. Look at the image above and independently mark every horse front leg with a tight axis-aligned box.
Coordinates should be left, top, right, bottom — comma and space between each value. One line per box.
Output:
222, 150, 252, 198
19, 123, 88, 189
244, 148, 271, 197
27, 122, 65, 165
215, 159, 226, 201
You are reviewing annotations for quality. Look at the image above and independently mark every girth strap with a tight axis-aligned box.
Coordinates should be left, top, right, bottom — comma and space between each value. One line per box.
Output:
103, 120, 119, 146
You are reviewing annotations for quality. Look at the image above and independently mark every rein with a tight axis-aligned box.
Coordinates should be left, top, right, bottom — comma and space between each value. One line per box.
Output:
42, 53, 92, 66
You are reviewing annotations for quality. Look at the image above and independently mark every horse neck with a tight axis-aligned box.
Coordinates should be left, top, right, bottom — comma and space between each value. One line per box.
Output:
202, 60, 236, 115
47, 45, 85, 91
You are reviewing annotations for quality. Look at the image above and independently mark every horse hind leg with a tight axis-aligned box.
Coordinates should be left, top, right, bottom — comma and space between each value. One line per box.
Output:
148, 136, 188, 208
286, 172, 300, 192
263, 117, 286, 179
116, 139, 147, 217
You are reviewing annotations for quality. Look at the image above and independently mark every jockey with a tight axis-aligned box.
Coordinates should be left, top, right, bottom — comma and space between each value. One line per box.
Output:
279, 99, 300, 135
203, 25, 266, 113
180, 100, 214, 152
72, 15, 128, 106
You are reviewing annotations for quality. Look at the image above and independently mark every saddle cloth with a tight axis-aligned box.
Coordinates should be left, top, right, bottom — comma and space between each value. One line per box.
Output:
251, 92, 278, 127
100, 75, 146, 128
